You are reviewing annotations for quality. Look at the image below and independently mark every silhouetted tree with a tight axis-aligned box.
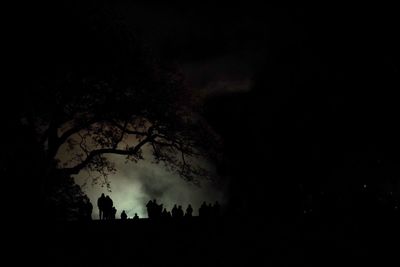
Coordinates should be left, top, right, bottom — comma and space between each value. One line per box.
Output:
45, 175, 88, 221
28, 11, 216, 186
12, 2, 219, 220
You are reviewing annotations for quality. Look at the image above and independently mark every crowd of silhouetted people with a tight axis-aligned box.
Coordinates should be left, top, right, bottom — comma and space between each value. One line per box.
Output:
97, 193, 117, 220
78, 194, 221, 221
145, 199, 220, 220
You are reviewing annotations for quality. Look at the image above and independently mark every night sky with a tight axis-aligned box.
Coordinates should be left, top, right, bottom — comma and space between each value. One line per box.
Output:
4, 2, 400, 266
5, 2, 400, 221
101, 3, 400, 218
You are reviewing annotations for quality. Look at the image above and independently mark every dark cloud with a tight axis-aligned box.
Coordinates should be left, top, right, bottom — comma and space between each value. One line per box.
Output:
114, 2, 270, 96
115, 3, 267, 60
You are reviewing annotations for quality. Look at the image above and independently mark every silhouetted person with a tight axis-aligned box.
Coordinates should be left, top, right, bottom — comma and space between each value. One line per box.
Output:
133, 213, 139, 220
177, 205, 184, 218
162, 208, 169, 219
104, 195, 113, 220
97, 193, 106, 220
85, 195, 93, 220
185, 204, 193, 217
146, 200, 154, 219
199, 201, 207, 217
121, 210, 127, 220
171, 204, 178, 218
151, 199, 163, 219
156, 203, 163, 219
111, 206, 117, 219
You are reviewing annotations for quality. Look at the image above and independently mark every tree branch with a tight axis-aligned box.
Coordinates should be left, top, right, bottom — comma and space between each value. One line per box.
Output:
111, 120, 149, 136
60, 135, 154, 175
58, 118, 99, 149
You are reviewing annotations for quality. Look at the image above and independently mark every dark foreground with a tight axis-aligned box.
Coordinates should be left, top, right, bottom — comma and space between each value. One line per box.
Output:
21, 213, 397, 267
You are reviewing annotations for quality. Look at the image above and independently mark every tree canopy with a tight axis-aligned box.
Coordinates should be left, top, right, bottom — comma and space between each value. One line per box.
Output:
4, 2, 218, 220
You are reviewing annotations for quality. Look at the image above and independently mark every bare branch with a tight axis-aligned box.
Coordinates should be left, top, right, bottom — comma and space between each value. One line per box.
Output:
112, 120, 128, 149
111, 120, 149, 136
58, 118, 98, 148
60, 135, 154, 175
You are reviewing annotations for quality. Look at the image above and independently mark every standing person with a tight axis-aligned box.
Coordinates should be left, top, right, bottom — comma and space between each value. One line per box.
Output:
121, 210, 127, 220
111, 206, 117, 219
85, 195, 93, 220
146, 200, 154, 219
199, 201, 207, 217
104, 195, 113, 220
177, 206, 184, 218
97, 193, 106, 220
185, 204, 193, 217
171, 204, 178, 218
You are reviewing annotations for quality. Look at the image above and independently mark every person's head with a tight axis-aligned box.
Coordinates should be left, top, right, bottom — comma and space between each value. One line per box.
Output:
101, 193, 105, 197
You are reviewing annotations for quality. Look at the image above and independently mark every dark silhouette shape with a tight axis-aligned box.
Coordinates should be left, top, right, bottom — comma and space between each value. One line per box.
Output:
11, 1, 217, 226
199, 201, 208, 217
18, 4, 400, 266
146, 200, 153, 218
84, 195, 93, 220
177, 205, 184, 218
156, 202, 163, 219
171, 204, 178, 218
97, 193, 106, 220
213, 201, 220, 217
78, 197, 86, 221
162, 208, 169, 219
185, 204, 193, 217
133, 213, 139, 220
121, 210, 127, 220
104, 195, 113, 220
111, 206, 117, 220
147, 199, 163, 219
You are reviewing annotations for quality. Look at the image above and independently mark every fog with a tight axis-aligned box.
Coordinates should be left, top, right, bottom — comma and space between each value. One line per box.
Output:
74, 154, 226, 219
